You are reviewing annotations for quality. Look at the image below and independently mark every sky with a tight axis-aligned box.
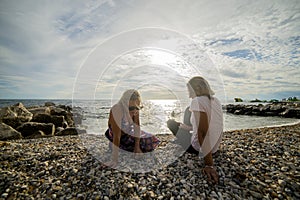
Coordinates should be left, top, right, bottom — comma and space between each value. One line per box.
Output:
0, 0, 299, 102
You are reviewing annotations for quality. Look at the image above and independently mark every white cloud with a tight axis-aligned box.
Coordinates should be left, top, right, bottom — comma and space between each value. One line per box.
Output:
0, 0, 299, 101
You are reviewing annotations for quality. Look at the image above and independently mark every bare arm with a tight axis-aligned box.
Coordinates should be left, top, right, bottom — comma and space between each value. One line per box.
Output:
195, 111, 219, 184
132, 113, 142, 153
109, 105, 122, 163
196, 111, 213, 166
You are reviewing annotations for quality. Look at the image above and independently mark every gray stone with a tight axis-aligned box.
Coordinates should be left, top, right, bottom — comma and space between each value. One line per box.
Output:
0, 122, 22, 140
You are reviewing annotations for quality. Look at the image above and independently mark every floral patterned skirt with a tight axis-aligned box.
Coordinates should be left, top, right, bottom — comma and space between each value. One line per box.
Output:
105, 128, 160, 152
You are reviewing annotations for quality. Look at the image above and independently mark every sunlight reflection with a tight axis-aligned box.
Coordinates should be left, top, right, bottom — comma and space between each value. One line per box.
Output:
140, 99, 186, 134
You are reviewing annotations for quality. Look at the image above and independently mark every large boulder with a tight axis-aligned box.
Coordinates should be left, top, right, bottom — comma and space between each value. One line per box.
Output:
50, 107, 67, 116
0, 103, 33, 128
58, 105, 72, 112
27, 106, 51, 116
280, 108, 300, 118
258, 104, 271, 116
50, 107, 74, 127
0, 123, 22, 140
0, 107, 15, 119
2, 116, 31, 129
6, 102, 32, 118
270, 104, 285, 114
31, 113, 67, 128
16, 122, 55, 137
44, 102, 56, 107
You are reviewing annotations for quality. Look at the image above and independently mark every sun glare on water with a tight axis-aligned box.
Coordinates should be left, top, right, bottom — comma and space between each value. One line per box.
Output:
140, 99, 186, 134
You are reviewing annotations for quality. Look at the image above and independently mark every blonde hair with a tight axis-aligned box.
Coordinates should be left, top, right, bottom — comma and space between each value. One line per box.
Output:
117, 89, 141, 124
187, 76, 215, 99
118, 89, 141, 106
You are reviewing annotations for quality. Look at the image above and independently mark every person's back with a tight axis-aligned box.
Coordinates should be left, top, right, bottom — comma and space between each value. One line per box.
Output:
189, 96, 223, 154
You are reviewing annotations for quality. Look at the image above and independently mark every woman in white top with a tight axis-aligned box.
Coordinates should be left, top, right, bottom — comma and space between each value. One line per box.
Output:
168, 76, 223, 184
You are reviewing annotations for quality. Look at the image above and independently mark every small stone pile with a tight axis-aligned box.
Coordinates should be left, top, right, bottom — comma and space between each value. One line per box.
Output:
0, 102, 84, 140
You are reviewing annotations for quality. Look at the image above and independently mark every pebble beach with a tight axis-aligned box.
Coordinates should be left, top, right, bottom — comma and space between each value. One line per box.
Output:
1, 123, 299, 200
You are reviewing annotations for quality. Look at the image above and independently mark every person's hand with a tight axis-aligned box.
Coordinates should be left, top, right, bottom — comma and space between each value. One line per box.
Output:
134, 147, 143, 159
202, 166, 219, 184
104, 160, 118, 168
179, 123, 192, 131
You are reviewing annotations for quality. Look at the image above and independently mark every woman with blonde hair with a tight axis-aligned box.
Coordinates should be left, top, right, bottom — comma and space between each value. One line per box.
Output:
168, 76, 223, 184
104, 89, 160, 168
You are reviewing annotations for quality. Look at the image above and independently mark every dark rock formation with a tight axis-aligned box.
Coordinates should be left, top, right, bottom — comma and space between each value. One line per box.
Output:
50, 107, 74, 127
16, 122, 55, 137
32, 113, 67, 128
0, 102, 84, 140
44, 102, 56, 107
225, 102, 300, 118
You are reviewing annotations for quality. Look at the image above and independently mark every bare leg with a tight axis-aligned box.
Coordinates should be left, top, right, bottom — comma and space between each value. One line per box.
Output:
167, 107, 198, 154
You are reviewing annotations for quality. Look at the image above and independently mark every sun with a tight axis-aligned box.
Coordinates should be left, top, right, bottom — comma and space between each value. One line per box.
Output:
147, 49, 179, 65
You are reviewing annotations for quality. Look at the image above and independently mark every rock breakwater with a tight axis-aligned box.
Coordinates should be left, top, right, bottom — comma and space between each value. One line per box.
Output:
0, 102, 84, 140
225, 102, 300, 118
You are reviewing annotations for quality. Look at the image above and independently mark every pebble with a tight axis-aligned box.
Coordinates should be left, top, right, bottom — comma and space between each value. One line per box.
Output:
0, 123, 299, 199
127, 183, 134, 188
281, 166, 289, 172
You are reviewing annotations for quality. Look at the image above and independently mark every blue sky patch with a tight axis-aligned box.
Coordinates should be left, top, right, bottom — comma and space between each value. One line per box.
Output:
223, 49, 263, 61
208, 38, 242, 46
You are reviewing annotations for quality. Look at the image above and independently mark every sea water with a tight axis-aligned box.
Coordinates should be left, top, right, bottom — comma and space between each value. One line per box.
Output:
0, 99, 299, 135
